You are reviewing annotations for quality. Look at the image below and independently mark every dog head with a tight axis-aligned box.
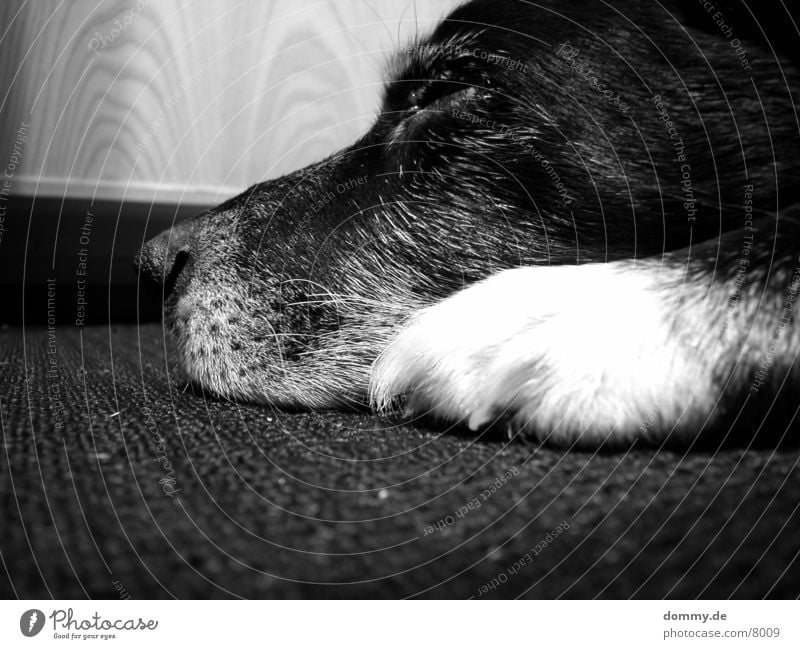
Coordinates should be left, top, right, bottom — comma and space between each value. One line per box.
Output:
135, 0, 790, 409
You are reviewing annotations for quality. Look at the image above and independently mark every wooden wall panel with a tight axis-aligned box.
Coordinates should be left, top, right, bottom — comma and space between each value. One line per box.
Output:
0, 0, 461, 204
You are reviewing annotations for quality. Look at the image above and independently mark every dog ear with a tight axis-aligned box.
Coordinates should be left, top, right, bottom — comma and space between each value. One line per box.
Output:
681, 0, 800, 64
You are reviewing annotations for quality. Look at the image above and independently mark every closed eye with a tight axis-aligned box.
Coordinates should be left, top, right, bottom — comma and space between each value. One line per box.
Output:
408, 79, 475, 112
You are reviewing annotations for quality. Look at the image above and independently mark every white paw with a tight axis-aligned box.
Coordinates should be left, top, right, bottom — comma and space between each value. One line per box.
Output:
369, 263, 716, 445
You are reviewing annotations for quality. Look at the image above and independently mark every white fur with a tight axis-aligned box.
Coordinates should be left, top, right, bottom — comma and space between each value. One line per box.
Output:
369, 263, 718, 445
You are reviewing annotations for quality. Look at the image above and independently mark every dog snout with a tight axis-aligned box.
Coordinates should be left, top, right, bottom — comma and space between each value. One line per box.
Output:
135, 221, 194, 297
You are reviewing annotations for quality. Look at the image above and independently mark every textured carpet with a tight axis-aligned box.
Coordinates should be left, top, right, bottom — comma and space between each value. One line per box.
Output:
1, 325, 798, 599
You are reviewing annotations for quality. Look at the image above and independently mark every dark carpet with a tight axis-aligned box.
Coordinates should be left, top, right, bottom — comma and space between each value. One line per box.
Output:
1, 325, 798, 599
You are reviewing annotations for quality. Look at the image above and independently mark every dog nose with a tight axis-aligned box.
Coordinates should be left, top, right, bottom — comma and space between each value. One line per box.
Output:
135, 221, 193, 297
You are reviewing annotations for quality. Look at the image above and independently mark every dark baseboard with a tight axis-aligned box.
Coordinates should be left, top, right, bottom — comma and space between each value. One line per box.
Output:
0, 195, 212, 324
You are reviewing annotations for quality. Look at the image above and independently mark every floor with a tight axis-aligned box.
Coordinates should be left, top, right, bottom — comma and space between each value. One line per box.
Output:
1, 325, 798, 598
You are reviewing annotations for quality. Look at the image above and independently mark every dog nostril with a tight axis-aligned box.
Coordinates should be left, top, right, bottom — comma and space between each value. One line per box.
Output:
136, 220, 196, 298
163, 249, 190, 297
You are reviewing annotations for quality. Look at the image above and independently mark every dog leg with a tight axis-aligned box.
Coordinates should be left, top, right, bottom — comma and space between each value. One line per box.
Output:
370, 216, 800, 446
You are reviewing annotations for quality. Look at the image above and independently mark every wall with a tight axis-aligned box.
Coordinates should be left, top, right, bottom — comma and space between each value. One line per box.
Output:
0, 0, 461, 205
0, 0, 462, 323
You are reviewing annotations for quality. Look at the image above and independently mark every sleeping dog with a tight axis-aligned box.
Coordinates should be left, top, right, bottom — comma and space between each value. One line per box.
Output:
136, 0, 800, 447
